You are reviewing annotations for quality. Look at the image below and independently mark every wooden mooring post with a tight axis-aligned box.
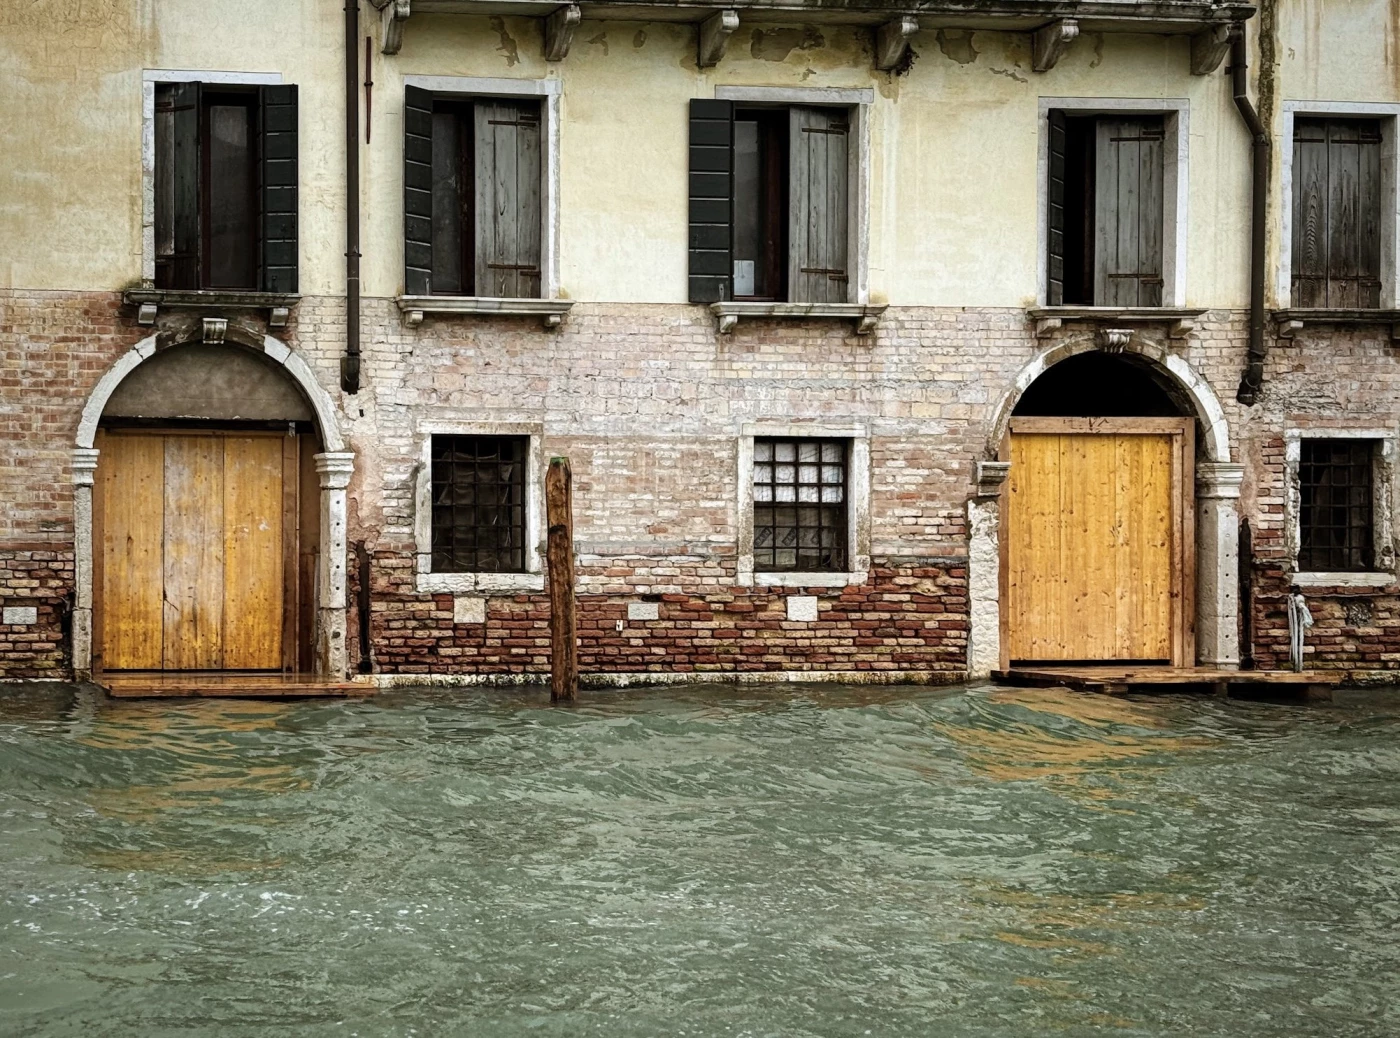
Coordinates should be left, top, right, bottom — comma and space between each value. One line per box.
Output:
546, 457, 578, 702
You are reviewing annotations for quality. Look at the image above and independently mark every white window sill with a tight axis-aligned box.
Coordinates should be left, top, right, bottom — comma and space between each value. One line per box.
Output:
749, 571, 867, 589
1273, 308, 1400, 341
1292, 571, 1395, 589
397, 296, 574, 329
415, 572, 545, 594
710, 302, 885, 336
1027, 306, 1208, 341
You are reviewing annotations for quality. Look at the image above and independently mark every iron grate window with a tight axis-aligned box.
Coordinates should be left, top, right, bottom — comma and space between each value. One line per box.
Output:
753, 438, 848, 572
431, 435, 527, 573
1299, 438, 1376, 572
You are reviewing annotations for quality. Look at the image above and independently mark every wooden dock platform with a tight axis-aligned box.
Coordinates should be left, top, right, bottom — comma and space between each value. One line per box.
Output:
99, 673, 373, 699
993, 665, 1345, 698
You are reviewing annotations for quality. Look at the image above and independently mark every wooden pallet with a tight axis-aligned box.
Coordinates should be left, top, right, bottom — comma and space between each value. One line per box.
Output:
993, 665, 1344, 698
99, 672, 372, 699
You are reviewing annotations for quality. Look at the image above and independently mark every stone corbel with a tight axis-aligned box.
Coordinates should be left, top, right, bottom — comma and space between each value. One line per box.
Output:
1032, 19, 1078, 73
202, 317, 228, 344
136, 302, 158, 326
1169, 317, 1195, 340
1277, 318, 1305, 340
543, 4, 581, 61
269, 306, 290, 328
381, 0, 410, 56
698, 9, 739, 68
1190, 24, 1233, 75
403, 309, 425, 328
716, 312, 739, 335
1097, 327, 1132, 351
1034, 316, 1062, 339
875, 17, 918, 72
975, 461, 1011, 499
856, 312, 880, 336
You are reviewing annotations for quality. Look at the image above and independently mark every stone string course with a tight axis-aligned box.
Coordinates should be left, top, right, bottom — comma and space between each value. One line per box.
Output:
4, 289, 1400, 679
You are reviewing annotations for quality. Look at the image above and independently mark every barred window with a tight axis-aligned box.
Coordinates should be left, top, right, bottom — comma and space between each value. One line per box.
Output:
753, 438, 848, 572
431, 436, 527, 573
1299, 439, 1376, 572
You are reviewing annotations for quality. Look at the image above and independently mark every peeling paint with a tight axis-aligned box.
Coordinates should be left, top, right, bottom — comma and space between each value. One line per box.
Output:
490, 16, 519, 67
990, 67, 1027, 84
935, 30, 978, 65
588, 31, 608, 55
750, 25, 824, 63
632, 29, 646, 49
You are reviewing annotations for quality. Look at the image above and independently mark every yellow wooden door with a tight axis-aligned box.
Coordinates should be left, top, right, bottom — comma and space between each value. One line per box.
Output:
1004, 419, 1191, 664
98, 431, 287, 671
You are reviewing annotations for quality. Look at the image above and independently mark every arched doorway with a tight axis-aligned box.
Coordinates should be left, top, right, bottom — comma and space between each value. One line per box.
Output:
72, 332, 352, 682
968, 342, 1242, 676
1003, 353, 1195, 665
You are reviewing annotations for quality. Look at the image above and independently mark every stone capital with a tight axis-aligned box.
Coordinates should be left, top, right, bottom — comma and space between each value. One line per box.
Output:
974, 461, 1011, 499
314, 451, 355, 490
1196, 462, 1245, 500
72, 447, 101, 486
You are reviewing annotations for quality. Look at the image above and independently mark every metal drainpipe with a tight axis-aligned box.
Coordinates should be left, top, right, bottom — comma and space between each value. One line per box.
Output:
1231, 24, 1271, 406
342, 0, 362, 394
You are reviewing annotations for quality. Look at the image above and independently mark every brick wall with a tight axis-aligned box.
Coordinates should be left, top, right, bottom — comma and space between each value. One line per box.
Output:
0, 549, 73, 678
7, 289, 1400, 680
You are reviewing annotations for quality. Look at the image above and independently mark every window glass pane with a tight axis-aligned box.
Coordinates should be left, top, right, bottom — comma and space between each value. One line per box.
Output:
431, 107, 464, 295
205, 100, 257, 289
1299, 438, 1375, 572
752, 438, 848, 572
431, 435, 529, 573
733, 119, 760, 296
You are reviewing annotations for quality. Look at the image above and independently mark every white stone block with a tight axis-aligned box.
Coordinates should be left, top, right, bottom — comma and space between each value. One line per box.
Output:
627, 601, 659, 621
3, 606, 38, 626
453, 596, 486, 625
786, 596, 819, 622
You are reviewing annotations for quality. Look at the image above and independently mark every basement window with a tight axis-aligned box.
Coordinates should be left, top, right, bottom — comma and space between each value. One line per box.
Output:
430, 435, 529, 574
1298, 438, 1378, 573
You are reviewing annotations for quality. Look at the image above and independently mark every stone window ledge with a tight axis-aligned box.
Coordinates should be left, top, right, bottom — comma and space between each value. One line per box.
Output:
1291, 571, 1396, 589
710, 302, 886, 336
124, 289, 300, 328
415, 572, 545, 594
397, 296, 574, 329
1273, 309, 1400, 342
748, 571, 868, 589
1028, 306, 1209, 342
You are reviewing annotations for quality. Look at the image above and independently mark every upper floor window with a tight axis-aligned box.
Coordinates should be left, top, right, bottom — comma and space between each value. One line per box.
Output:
1046, 111, 1165, 307
404, 87, 542, 299
689, 99, 854, 305
1292, 117, 1383, 309
153, 82, 298, 293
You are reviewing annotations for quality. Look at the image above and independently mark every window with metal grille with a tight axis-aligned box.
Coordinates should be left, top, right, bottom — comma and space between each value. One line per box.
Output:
753, 438, 848, 572
431, 435, 527, 573
1299, 438, 1376, 572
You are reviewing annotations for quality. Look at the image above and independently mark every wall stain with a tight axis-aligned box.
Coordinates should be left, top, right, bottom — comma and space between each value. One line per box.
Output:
589, 31, 608, 55
490, 16, 519, 67
935, 30, 978, 65
750, 25, 824, 62
990, 67, 1028, 84
1089, 33, 1105, 69
633, 29, 647, 49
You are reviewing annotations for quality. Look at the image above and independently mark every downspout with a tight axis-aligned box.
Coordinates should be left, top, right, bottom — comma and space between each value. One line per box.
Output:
1231, 23, 1271, 406
342, 0, 362, 394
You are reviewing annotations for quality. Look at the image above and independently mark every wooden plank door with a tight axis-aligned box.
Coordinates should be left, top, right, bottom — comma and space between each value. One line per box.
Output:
98, 430, 292, 672
1002, 418, 1193, 665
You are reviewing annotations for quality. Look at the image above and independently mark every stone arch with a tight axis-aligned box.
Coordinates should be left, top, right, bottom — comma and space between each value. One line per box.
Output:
967, 338, 1243, 678
70, 329, 352, 681
986, 336, 1231, 464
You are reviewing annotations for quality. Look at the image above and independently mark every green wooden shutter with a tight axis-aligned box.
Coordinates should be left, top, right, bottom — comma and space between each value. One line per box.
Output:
1293, 117, 1382, 308
474, 99, 542, 299
259, 85, 298, 293
162, 81, 201, 290
1094, 116, 1165, 307
404, 84, 435, 296
1046, 108, 1068, 306
788, 106, 850, 305
688, 98, 734, 303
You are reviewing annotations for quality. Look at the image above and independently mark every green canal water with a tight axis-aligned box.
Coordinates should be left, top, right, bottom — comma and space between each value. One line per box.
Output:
1, 682, 1398, 1037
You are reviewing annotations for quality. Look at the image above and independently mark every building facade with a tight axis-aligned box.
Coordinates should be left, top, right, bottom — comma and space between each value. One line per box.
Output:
3, 0, 1400, 685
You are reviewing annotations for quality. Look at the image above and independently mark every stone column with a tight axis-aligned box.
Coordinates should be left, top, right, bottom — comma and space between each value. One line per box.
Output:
314, 452, 355, 679
966, 461, 1011, 678
71, 447, 101, 681
1195, 462, 1245, 669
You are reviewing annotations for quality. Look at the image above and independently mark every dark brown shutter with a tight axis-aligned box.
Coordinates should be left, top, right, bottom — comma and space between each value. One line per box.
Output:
404, 84, 435, 296
1293, 117, 1382, 308
1046, 108, 1068, 306
688, 98, 734, 303
788, 106, 850, 305
162, 81, 201, 290
259, 85, 298, 293
473, 99, 542, 299
1093, 116, 1165, 307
